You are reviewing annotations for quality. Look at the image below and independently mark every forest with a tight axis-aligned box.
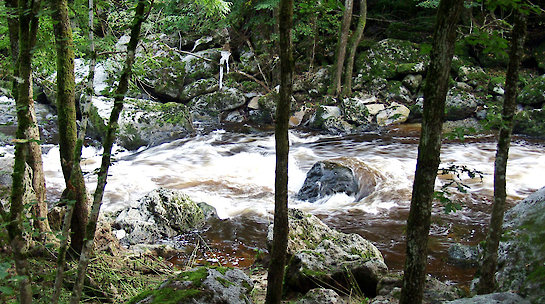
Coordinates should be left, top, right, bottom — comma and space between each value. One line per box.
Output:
1, 0, 545, 303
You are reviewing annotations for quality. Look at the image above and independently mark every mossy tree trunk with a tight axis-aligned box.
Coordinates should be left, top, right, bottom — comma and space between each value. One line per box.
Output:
265, 0, 293, 302
6, 0, 50, 238
399, 0, 463, 303
51, 0, 90, 257
478, 11, 527, 294
6, 0, 44, 302
329, 0, 353, 97
342, 0, 367, 97
70, 0, 149, 302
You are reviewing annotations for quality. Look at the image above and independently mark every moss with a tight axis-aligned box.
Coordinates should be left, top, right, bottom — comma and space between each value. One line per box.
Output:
127, 290, 154, 304
301, 267, 328, 278
177, 267, 209, 287
215, 276, 234, 288
147, 287, 201, 304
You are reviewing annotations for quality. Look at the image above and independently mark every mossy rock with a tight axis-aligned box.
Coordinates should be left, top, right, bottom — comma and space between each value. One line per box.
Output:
513, 106, 545, 138
518, 74, 545, 106
128, 267, 253, 304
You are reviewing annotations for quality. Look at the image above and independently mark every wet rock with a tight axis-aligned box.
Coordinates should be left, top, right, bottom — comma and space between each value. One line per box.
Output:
518, 74, 545, 106
447, 243, 480, 267
113, 188, 217, 246
376, 102, 410, 126
130, 267, 253, 304
494, 186, 545, 303
88, 97, 193, 150
444, 292, 530, 304
445, 87, 481, 121
247, 92, 277, 124
513, 105, 545, 138
297, 160, 359, 203
268, 209, 386, 297
295, 288, 347, 304
341, 97, 370, 125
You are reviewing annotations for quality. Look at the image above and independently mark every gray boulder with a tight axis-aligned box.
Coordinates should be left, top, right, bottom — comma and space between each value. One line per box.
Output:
190, 88, 246, 118
447, 243, 480, 268
295, 288, 347, 304
130, 267, 253, 304
495, 186, 545, 303
444, 292, 530, 304
269, 209, 386, 297
88, 97, 193, 150
342, 97, 370, 125
445, 87, 481, 121
113, 188, 217, 246
514, 105, 545, 138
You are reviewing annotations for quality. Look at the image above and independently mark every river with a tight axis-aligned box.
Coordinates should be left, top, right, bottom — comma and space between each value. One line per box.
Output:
5, 124, 544, 286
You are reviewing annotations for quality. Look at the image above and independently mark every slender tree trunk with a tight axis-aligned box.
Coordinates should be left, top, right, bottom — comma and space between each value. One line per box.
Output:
478, 11, 527, 294
265, 0, 293, 303
329, 0, 353, 97
51, 0, 89, 257
70, 1, 149, 302
399, 1, 463, 303
7, 0, 50, 237
6, 0, 44, 302
342, 0, 366, 97
52, 0, 96, 300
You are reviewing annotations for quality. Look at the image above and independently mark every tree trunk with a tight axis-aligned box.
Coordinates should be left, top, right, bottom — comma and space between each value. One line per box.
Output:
399, 1, 463, 303
70, 1, 149, 302
342, 0, 367, 97
329, 0, 353, 97
6, 0, 44, 302
477, 11, 527, 295
265, 0, 293, 303
51, 0, 89, 257
6, 0, 50, 238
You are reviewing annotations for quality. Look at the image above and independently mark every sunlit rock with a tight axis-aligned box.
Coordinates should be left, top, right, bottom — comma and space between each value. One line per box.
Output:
113, 188, 217, 246
376, 102, 410, 126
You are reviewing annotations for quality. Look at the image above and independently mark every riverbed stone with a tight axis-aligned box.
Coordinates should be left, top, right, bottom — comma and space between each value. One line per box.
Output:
113, 188, 217, 246
376, 102, 410, 126
493, 186, 545, 303
129, 267, 253, 304
190, 87, 246, 118
447, 243, 480, 267
297, 160, 359, 203
445, 87, 480, 121
341, 97, 370, 125
513, 105, 545, 138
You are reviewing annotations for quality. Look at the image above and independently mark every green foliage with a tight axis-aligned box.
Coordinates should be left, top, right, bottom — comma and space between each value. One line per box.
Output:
435, 164, 483, 214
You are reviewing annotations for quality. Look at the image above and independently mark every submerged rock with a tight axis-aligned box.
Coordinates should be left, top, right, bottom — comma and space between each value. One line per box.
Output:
113, 188, 217, 246
129, 267, 253, 304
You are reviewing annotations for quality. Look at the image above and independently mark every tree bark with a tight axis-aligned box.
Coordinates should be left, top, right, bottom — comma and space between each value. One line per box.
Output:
51, 0, 89, 257
329, 0, 353, 97
399, 0, 463, 303
6, 0, 44, 302
342, 0, 367, 97
477, 11, 527, 294
6, 0, 50, 237
265, 0, 293, 303
70, 1, 149, 302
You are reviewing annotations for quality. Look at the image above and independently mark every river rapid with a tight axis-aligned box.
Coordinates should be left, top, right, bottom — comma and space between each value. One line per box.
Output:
4, 124, 544, 285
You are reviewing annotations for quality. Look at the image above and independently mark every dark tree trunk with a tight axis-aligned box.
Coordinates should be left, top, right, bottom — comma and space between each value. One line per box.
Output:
265, 0, 293, 303
399, 0, 463, 303
51, 0, 90, 257
329, 0, 353, 97
70, 1, 149, 302
478, 11, 527, 294
342, 0, 367, 97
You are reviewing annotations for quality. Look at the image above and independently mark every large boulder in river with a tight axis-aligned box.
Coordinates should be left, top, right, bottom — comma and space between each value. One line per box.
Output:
190, 88, 246, 119
493, 186, 545, 303
268, 209, 387, 297
444, 87, 481, 121
113, 188, 217, 246
88, 97, 193, 150
129, 267, 253, 304
297, 158, 382, 203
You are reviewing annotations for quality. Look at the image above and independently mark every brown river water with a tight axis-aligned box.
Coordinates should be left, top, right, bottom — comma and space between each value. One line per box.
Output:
23, 124, 545, 287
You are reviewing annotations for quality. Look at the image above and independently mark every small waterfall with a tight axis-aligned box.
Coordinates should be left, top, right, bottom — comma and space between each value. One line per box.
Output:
219, 50, 231, 90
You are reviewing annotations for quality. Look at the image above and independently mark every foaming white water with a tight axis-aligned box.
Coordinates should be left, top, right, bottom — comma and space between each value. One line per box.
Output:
24, 130, 545, 219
